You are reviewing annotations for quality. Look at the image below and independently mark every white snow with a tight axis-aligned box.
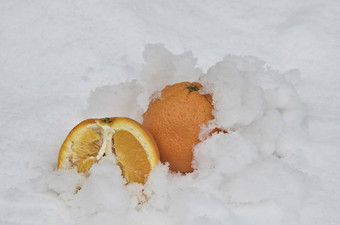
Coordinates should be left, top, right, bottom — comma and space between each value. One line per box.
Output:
1, 1, 340, 225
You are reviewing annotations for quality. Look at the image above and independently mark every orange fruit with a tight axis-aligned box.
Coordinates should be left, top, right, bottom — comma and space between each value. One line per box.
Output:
58, 117, 159, 183
142, 82, 214, 173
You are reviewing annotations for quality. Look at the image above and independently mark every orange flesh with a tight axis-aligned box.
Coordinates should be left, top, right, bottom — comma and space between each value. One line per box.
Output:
70, 127, 103, 173
114, 130, 151, 183
58, 118, 160, 184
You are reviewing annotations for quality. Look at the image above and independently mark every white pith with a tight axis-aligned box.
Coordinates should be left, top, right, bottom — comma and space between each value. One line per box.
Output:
84, 120, 156, 170
87, 123, 115, 161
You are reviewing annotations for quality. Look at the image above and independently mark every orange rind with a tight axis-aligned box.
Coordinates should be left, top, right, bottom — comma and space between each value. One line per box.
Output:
58, 117, 159, 183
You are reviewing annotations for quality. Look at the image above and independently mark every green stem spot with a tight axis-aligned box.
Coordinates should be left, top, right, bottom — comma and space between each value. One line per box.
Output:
188, 84, 199, 92
102, 117, 112, 123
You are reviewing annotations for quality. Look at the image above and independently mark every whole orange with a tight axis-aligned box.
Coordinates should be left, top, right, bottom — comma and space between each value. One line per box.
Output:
142, 82, 214, 173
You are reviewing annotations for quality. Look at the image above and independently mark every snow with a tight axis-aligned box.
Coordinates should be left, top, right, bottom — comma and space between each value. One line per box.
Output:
1, 0, 340, 225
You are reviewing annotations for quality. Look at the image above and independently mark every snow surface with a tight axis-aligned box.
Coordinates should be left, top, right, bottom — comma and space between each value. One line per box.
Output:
1, 0, 340, 225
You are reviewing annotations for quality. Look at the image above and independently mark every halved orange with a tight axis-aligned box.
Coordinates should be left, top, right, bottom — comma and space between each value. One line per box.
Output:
57, 117, 160, 183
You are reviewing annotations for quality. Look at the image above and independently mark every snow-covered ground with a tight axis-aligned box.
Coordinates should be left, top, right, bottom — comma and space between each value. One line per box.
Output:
1, 1, 339, 224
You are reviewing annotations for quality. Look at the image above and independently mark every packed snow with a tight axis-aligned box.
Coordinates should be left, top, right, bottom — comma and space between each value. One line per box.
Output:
1, 1, 339, 225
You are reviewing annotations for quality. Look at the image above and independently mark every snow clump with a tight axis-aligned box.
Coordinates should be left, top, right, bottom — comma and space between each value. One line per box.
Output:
48, 45, 316, 225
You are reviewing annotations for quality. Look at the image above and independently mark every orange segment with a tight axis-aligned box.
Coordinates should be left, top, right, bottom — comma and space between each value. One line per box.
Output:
57, 117, 159, 183
58, 119, 103, 173
114, 130, 151, 183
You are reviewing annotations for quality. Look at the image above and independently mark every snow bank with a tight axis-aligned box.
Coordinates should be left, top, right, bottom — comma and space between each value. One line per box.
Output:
46, 45, 328, 225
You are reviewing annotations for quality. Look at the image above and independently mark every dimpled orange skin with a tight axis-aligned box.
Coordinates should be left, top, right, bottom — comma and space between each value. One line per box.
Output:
142, 82, 214, 173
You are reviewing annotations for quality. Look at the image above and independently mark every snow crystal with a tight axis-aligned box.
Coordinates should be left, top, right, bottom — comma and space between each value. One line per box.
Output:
138, 44, 203, 111
2, 2, 339, 223
0, 0, 340, 225
71, 160, 129, 214
41, 44, 339, 225
200, 56, 266, 129
83, 80, 144, 122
